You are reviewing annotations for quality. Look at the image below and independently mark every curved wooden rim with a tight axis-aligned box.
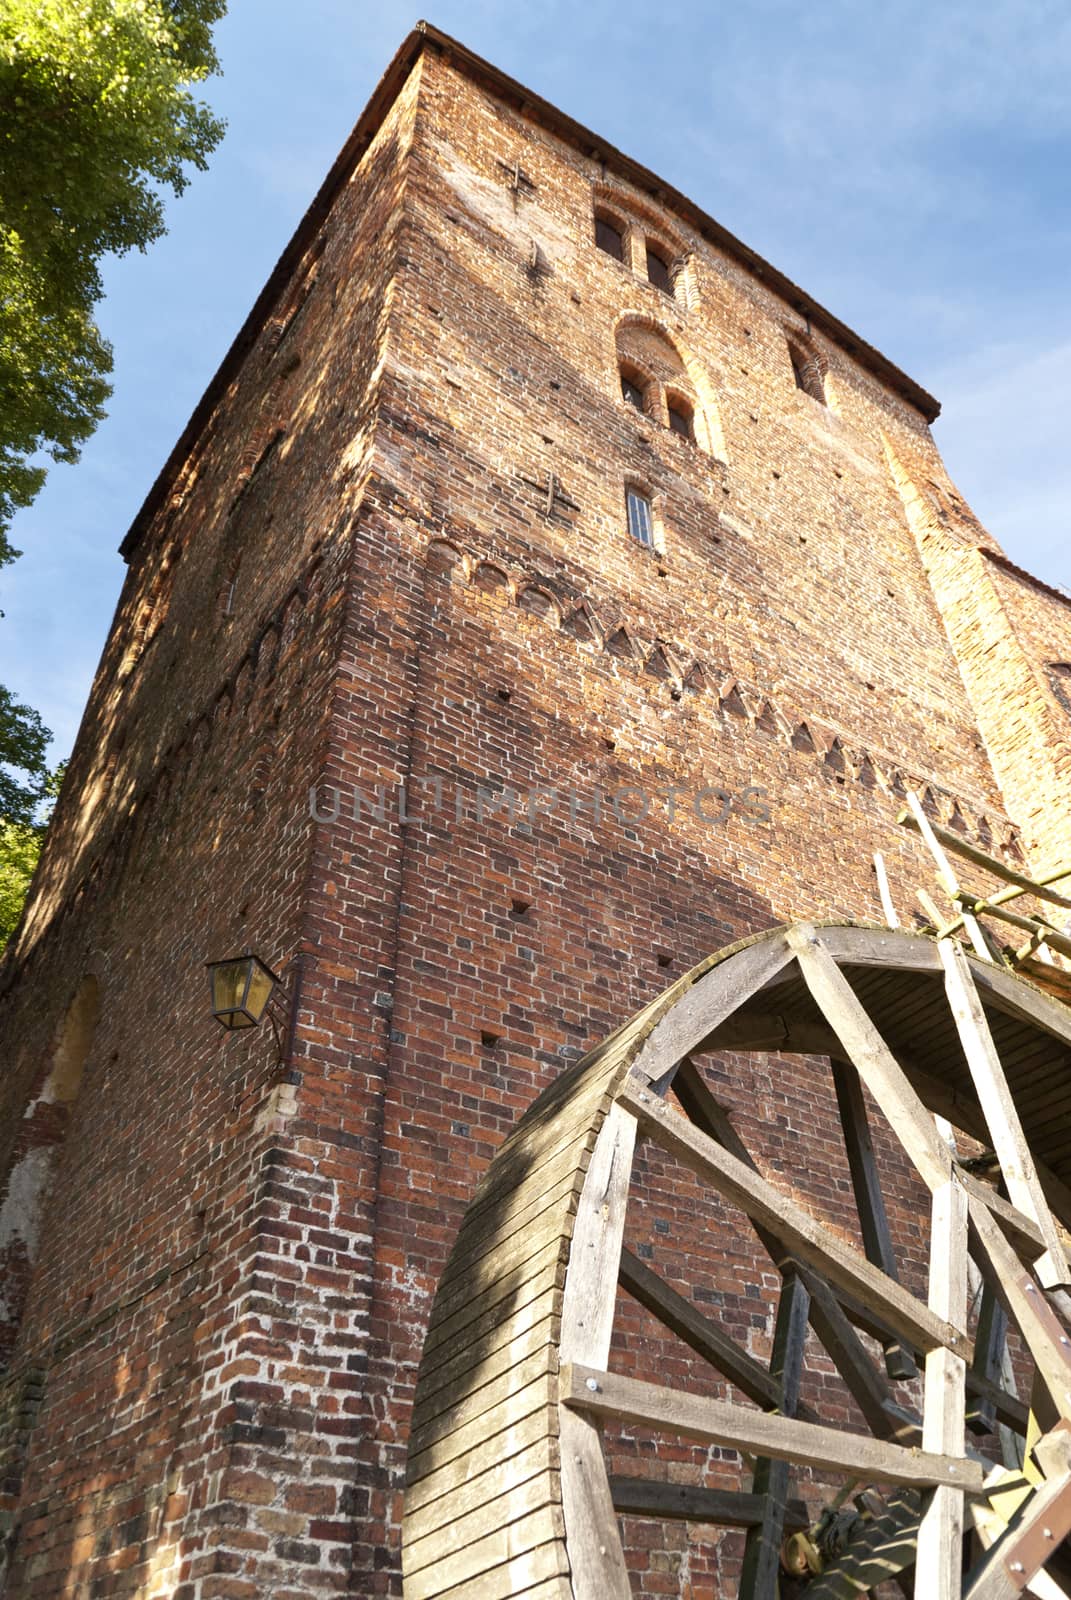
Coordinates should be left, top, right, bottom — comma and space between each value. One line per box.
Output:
403, 921, 1071, 1600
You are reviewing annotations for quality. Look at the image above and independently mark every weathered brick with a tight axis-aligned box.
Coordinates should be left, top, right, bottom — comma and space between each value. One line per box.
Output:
1, 21, 1069, 1600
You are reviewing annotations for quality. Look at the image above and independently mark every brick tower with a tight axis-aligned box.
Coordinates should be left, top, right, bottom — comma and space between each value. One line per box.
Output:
2, 23, 1071, 1599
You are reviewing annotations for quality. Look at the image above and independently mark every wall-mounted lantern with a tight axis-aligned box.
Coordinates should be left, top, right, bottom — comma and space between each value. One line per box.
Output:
205, 953, 281, 1031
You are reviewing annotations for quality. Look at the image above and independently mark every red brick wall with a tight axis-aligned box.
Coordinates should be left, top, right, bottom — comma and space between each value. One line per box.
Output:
0, 32, 1050, 1600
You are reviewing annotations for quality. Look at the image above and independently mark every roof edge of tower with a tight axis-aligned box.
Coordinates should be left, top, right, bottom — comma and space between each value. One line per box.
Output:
120, 20, 940, 561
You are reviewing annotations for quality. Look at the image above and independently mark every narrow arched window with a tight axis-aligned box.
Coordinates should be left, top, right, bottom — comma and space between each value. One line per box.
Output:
621, 376, 645, 410
788, 340, 826, 403
646, 246, 674, 296
595, 215, 626, 261
667, 396, 694, 441
626, 488, 655, 548
1048, 663, 1071, 717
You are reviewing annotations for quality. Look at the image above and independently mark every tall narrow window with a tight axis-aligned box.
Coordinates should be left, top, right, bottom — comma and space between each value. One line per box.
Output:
621, 372, 646, 411
646, 247, 674, 295
667, 397, 694, 441
1048, 663, 1071, 718
595, 216, 626, 261
626, 488, 654, 548
788, 341, 825, 403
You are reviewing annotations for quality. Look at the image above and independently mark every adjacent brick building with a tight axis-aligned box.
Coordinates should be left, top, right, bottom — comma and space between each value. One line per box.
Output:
1, 22, 1069, 1598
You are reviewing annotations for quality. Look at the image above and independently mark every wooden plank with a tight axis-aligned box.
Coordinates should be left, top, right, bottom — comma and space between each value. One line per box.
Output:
420, 1246, 565, 1363
561, 1364, 984, 1492
940, 937, 1070, 1289
958, 897, 1071, 962
424, 1214, 570, 1334
609, 1475, 809, 1528
406, 1511, 567, 1600
810, 924, 1071, 1058
463, 1117, 599, 1225
405, 1467, 560, 1579
430, 1551, 571, 1600
460, 1136, 595, 1243
898, 808, 1071, 909
740, 1268, 810, 1600
447, 1165, 585, 1270
787, 923, 954, 1194
411, 1316, 558, 1432
619, 1247, 797, 1413
966, 1196, 1071, 1420
417, 1288, 562, 1406
436, 1181, 580, 1299
833, 1057, 918, 1380
407, 1346, 557, 1461
968, 1277, 1010, 1438
406, 1403, 558, 1512
875, 850, 901, 927
905, 791, 997, 962
621, 1074, 971, 1360
406, 1373, 558, 1486
628, 930, 795, 1085
557, 1101, 637, 1600
915, 1174, 969, 1600
964, 1464, 1071, 1600
405, 1437, 558, 1545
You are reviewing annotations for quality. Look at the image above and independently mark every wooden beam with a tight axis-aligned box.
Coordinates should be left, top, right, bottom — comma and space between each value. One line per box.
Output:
561, 1364, 984, 1492
833, 1057, 918, 1380
964, 1460, 1071, 1599
915, 1174, 969, 1599
786, 924, 954, 1195
629, 932, 795, 1084
608, 1476, 808, 1528
875, 850, 901, 927
905, 791, 997, 961
620, 1075, 971, 1361
955, 896, 1071, 962
898, 809, 1071, 910
557, 1103, 636, 1600
740, 1269, 810, 1600
941, 937, 1070, 1289
967, 1197, 1071, 1420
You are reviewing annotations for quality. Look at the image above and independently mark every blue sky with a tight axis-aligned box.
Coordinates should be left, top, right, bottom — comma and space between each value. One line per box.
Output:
5, 0, 1070, 762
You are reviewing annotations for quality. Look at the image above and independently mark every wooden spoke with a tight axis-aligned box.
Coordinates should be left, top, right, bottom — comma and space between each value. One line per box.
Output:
833, 1056, 919, 1379
620, 1073, 971, 1361
561, 1364, 985, 1493
608, 1476, 809, 1529
403, 922, 1071, 1599
941, 937, 1071, 1290
739, 1269, 810, 1599
915, 1173, 969, 1599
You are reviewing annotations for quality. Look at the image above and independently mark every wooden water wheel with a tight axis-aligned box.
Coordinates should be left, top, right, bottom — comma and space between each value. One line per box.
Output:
402, 923, 1071, 1599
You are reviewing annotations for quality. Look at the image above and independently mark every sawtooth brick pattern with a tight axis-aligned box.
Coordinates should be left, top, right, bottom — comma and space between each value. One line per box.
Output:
0, 29, 1069, 1600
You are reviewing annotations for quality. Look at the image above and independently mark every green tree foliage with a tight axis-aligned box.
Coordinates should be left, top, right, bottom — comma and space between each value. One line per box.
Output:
0, 761, 64, 949
0, 0, 227, 564
0, 683, 50, 825
0, 1, 226, 943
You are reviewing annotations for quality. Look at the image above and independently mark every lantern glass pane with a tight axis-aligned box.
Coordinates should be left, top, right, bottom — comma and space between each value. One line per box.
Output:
244, 962, 276, 1024
211, 958, 252, 1017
